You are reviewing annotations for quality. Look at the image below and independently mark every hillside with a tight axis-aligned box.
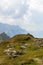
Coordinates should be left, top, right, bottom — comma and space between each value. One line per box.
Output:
0, 32, 9, 42
0, 33, 43, 65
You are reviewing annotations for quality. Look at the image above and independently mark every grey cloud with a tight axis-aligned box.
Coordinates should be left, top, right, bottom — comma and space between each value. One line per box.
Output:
31, 9, 43, 24
0, 0, 29, 19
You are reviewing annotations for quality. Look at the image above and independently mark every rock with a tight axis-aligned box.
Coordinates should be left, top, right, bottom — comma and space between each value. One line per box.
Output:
4, 49, 10, 53
4, 48, 24, 58
20, 45, 26, 49
4, 49, 10, 55
20, 43, 28, 49
40, 44, 43, 47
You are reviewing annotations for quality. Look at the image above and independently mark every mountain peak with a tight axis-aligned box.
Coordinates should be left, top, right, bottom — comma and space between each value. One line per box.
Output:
1, 32, 7, 35
0, 23, 27, 37
0, 32, 10, 42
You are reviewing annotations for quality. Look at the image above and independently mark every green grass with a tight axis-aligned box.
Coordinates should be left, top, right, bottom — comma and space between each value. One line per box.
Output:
0, 34, 43, 65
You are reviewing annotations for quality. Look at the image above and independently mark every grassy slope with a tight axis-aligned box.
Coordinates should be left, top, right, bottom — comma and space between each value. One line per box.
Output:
0, 34, 43, 65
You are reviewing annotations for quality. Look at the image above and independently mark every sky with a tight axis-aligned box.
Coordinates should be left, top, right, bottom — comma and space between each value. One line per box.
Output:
0, 0, 43, 37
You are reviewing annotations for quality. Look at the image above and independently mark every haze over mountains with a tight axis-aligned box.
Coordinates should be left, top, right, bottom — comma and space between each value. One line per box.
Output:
0, 23, 43, 38
0, 23, 27, 37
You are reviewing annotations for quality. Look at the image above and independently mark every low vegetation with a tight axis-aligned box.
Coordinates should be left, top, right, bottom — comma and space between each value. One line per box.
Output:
0, 33, 43, 65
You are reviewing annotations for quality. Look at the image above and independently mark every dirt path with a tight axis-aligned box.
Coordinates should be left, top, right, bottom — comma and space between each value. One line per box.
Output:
33, 58, 43, 65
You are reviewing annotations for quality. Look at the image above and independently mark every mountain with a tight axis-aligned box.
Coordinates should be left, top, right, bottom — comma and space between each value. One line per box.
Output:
0, 23, 27, 37
0, 32, 9, 42
0, 33, 43, 65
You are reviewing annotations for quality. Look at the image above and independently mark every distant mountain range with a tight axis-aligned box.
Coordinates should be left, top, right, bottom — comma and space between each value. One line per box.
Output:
0, 23, 27, 37
0, 32, 9, 42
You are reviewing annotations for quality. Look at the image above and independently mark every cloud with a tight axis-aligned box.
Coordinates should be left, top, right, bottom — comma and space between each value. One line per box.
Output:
0, 0, 30, 26
29, 0, 43, 12
29, 0, 43, 31
0, 0, 43, 33
0, 0, 29, 18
